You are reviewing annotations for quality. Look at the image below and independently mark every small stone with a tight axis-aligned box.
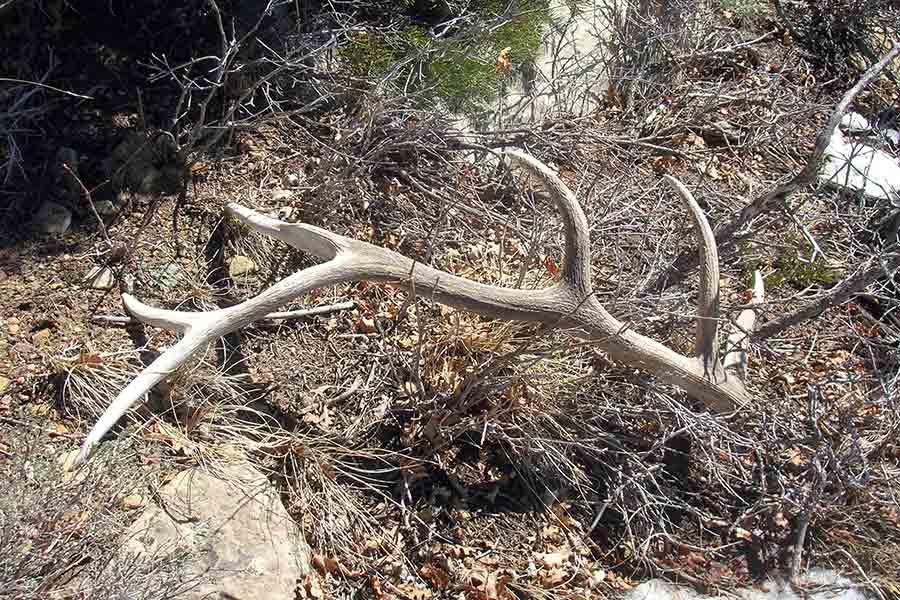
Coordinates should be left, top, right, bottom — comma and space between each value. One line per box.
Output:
228, 255, 257, 278
34, 202, 72, 234
779, 373, 795, 385
0, 375, 9, 394
93, 200, 117, 216
272, 189, 294, 202
85, 266, 115, 290
7, 322, 20, 336
284, 173, 300, 187
884, 128, 900, 145
32, 329, 50, 341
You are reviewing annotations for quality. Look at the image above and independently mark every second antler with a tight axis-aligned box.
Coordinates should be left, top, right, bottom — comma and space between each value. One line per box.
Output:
76, 151, 763, 464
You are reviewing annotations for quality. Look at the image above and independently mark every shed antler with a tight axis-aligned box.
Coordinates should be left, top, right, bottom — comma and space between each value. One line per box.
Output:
76, 151, 763, 464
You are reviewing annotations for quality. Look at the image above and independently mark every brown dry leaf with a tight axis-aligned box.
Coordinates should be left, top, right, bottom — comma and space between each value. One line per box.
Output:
496, 46, 513, 75
368, 576, 387, 599
420, 564, 451, 589
542, 255, 560, 278
312, 553, 362, 578
673, 132, 706, 148
50, 421, 70, 436
542, 525, 563, 544
357, 316, 377, 334
78, 352, 102, 365
784, 447, 808, 467
650, 154, 679, 172
31, 404, 52, 417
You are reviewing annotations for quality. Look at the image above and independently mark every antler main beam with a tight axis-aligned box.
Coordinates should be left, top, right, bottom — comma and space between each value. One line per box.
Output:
76, 151, 759, 464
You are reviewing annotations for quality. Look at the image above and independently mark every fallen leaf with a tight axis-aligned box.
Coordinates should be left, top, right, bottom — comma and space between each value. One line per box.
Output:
312, 553, 362, 577
420, 564, 451, 589
121, 494, 145, 510
496, 46, 513, 75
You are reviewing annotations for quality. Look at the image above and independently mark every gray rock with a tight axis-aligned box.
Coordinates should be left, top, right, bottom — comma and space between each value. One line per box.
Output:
93, 200, 118, 216
229, 255, 257, 278
85, 266, 115, 290
119, 461, 309, 599
34, 202, 72, 234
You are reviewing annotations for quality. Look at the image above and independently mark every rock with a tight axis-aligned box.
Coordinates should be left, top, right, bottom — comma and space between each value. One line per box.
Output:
119, 461, 310, 599
840, 111, 871, 132
0, 375, 9, 394
85, 266, 115, 290
272, 189, 294, 202
228, 255, 257, 278
93, 200, 118, 216
284, 173, 301, 187
34, 202, 72, 234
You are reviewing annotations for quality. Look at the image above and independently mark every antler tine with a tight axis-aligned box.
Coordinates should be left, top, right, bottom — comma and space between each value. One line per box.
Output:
662, 175, 720, 371
226, 203, 346, 260
504, 150, 593, 296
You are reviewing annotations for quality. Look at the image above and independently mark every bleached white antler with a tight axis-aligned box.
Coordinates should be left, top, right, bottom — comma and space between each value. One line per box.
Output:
77, 151, 763, 464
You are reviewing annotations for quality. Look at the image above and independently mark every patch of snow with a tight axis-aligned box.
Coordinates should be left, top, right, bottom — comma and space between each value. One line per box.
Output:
626, 570, 869, 600
840, 112, 871, 132
820, 129, 900, 203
